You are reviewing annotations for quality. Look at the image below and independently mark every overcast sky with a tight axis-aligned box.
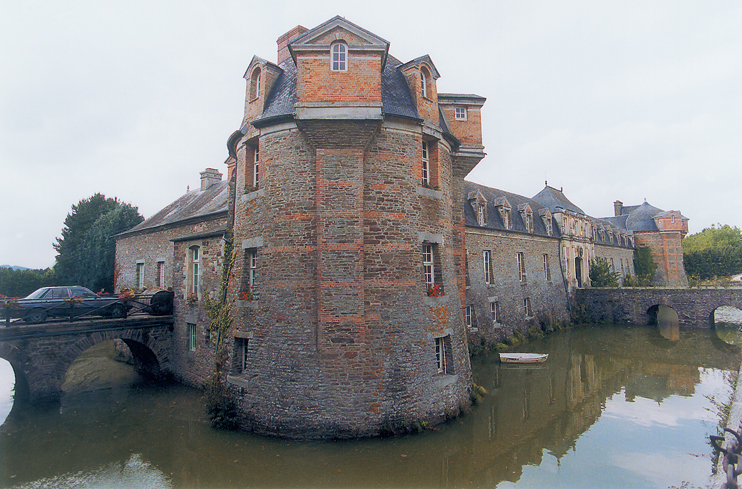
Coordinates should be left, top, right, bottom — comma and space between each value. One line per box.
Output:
1, 0, 740, 269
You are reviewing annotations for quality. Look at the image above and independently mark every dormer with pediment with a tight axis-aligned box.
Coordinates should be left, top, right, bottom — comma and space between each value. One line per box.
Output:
243, 56, 283, 129
518, 203, 534, 233
468, 190, 488, 226
654, 210, 689, 237
399, 56, 440, 126
538, 208, 553, 236
288, 16, 389, 117
494, 196, 512, 230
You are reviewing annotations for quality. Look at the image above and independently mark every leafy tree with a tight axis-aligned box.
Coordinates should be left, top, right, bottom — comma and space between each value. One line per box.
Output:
53, 194, 143, 292
0, 267, 56, 298
633, 246, 657, 286
683, 224, 742, 280
589, 257, 620, 288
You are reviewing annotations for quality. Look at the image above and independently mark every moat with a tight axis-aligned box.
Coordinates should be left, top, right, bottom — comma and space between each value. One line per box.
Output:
1, 322, 740, 488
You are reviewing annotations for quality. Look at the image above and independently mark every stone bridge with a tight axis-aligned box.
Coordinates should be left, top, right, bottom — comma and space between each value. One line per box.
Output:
575, 287, 742, 328
0, 315, 174, 402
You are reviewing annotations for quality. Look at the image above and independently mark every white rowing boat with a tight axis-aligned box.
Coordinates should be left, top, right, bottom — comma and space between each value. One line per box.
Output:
499, 353, 549, 364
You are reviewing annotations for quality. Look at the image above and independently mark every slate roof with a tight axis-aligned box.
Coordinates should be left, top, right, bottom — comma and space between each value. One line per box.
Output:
117, 181, 229, 237
532, 186, 586, 216
464, 181, 561, 238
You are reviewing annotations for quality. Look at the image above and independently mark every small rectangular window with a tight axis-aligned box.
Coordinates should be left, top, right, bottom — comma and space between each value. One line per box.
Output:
188, 323, 197, 352
434, 335, 453, 374
483, 250, 492, 284
517, 252, 526, 282
136, 262, 145, 289
455, 107, 467, 121
524, 298, 532, 318
421, 141, 430, 186
466, 305, 477, 328
156, 261, 165, 288
422, 244, 434, 286
422, 243, 443, 296
490, 301, 499, 323
253, 146, 260, 189
190, 247, 200, 298
543, 254, 551, 281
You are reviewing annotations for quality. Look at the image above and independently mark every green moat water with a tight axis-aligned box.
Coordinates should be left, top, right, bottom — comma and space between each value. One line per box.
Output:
1, 323, 741, 488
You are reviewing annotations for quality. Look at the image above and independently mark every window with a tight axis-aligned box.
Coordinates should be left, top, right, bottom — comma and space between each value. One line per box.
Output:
235, 338, 249, 373
525, 212, 533, 233
455, 107, 467, 120
524, 298, 532, 318
422, 243, 443, 295
253, 145, 260, 189
249, 68, 261, 100
434, 335, 453, 374
476, 203, 487, 226
331, 42, 347, 71
610, 258, 615, 270
247, 248, 257, 287
421, 141, 430, 186
490, 301, 499, 322
136, 262, 144, 289
466, 305, 477, 328
543, 254, 551, 281
156, 261, 165, 288
420, 67, 430, 98
422, 244, 435, 285
517, 252, 526, 282
189, 246, 200, 298
188, 323, 197, 352
483, 250, 492, 284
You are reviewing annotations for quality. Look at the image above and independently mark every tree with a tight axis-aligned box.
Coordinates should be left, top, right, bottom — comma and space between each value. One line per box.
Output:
683, 224, 742, 280
589, 257, 620, 288
0, 267, 55, 298
53, 194, 143, 292
633, 246, 657, 286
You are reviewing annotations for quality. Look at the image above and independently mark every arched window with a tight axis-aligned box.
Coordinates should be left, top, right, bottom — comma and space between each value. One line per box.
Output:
420, 67, 430, 98
331, 42, 347, 71
250, 68, 261, 100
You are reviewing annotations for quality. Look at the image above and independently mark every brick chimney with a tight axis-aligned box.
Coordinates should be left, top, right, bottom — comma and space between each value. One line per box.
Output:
200, 168, 222, 191
614, 200, 623, 217
277, 25, 309, 65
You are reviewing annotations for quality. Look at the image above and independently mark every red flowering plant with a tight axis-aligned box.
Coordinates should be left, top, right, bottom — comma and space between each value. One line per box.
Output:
240, 285, 255, 301
118, 288, 136, 301
63, 296, 84, 305
186, 292, 199, 305
426, 283, 442, 297
1, 296, 19, 310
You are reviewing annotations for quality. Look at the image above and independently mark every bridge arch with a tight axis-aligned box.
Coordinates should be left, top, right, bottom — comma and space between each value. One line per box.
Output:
0, 343, 30, 402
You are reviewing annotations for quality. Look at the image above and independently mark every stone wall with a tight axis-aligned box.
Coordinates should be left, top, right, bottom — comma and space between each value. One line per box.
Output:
593, 244, 635, 284
465, 228, 571, 342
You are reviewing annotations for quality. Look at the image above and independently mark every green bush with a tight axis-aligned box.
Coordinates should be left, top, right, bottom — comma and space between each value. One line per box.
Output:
203, 379, 239, 430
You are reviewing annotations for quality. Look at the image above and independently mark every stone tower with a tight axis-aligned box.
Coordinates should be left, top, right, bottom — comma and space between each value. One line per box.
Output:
224, 16, 486, 438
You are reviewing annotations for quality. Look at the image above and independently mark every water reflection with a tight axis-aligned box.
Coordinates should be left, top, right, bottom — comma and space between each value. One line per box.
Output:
657, 304, 680, 341
715, 306, 742, 345
0, 325, 738, 488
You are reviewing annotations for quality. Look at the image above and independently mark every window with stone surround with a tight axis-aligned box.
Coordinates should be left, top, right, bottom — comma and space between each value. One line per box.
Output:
232, 337, 249, 374
435, 335, 453, 374
331, 42, 347, 71
422, 243, 443, 296
483, 250, 493, 284
421, 141, 430, 186
136, 262, 144, 290
156, 261, 165, 288
252, 145, 260, 190
455, 107, 467, 120
188, 323, 197, 352
490, 301, 499, 322
466, 305, 477, 328
517, 252, 526, 282
420, 139, 438, 189
188, 246, 200, 299
421, 66, 431, 99
241, 248, 258, 301
543, 254, 551, 281
495, 197, 511, 230
524, 298, 533, 318
249, 67, 261, 100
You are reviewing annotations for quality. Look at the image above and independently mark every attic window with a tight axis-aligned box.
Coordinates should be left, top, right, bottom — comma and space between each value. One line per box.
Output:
420, 67, 431, 99
249, 68, 261, 100
331, 42, 347, 71
455, 107, 467, 121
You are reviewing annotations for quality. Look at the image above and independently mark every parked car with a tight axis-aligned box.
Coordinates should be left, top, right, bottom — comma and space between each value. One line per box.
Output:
3, 286, 130, 324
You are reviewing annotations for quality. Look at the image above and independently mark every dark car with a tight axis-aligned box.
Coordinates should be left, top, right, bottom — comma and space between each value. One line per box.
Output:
5, 286, 130, 323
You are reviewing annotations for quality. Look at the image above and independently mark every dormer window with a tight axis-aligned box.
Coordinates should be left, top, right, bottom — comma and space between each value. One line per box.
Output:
455, 107, 467, 120
476, 203, 487, 226
331, 42, 347, 71
539, 209, 552, 236
249, 68, 261, 100
518, 204, 533, 233
495, 197, 511, 230
420, 66, 431, 99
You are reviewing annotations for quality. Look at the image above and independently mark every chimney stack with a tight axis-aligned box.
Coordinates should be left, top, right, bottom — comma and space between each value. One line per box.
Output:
276, 25, 309, 65
200, 168, 222, 191
614, 200, 623, 217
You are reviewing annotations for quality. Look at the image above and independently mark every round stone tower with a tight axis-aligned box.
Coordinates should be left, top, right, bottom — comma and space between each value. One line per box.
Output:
224, 16, 486, 439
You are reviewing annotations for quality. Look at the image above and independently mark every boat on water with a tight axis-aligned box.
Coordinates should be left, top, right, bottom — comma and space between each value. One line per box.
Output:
499, 353, 549, 364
